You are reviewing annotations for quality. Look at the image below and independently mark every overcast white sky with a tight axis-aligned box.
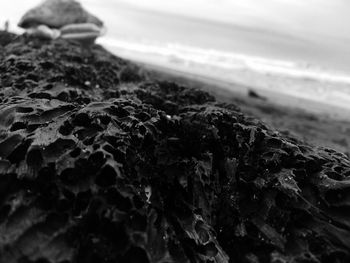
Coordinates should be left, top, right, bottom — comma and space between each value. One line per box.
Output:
2, 0, 349, 39
93, 0, 350, 39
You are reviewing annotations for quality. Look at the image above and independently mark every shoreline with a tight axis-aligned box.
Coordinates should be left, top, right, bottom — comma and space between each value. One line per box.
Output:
100, 39, 350, 115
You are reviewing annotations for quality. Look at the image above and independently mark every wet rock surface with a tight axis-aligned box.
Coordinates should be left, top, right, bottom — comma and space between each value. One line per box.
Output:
1, 32, 350, 263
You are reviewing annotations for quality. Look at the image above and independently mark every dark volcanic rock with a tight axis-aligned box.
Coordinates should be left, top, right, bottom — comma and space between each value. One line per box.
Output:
1, 32, 350, 263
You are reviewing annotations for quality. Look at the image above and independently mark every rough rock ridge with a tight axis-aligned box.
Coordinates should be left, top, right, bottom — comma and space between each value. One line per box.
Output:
1, 31, 350, 263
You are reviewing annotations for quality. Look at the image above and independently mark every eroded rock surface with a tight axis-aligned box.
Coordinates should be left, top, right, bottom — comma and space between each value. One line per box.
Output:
1, 33, 350, 263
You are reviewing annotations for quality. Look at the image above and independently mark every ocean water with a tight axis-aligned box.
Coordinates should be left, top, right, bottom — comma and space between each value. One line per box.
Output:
99, 37, 350, 111
2, 0, 350, 110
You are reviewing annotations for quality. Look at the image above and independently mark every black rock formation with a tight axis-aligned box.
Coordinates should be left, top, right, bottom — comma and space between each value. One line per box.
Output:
1, 32, 350, 263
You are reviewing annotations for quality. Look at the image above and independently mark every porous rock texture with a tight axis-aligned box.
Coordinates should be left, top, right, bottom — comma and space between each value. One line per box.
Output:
1, 31, 350, 263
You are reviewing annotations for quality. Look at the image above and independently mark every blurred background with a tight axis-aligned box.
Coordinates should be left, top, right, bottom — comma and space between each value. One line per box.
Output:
2, 0, 350, 111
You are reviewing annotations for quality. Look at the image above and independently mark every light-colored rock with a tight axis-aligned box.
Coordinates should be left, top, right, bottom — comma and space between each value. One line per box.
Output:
18, 0, 103, 29
60, 23, 105, 46
60, 23, 103, 35
26, 25, 61, 39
